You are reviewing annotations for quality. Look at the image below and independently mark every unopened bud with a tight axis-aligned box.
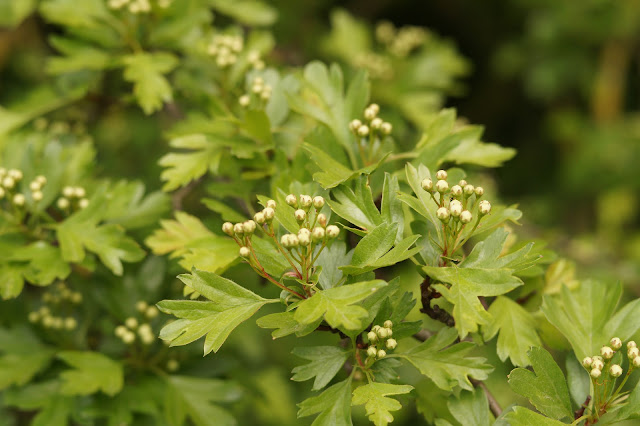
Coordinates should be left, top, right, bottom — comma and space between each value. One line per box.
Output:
298, 233, 311, 246
460, 210, 473, 224
436, 207, 450, 222
592, 359, 604, 370
266, 199, 276, 209
125, 317, 138, 329
145, 306, 159, 319
436, 170, 447, 180
115, 325, 128, 338
312, 227, 325, 242
286, 194, 297, 207
582, 357, 593, 368
610, 337, 622, 350
317, 213, 327, 227
463, 184, 475, 195
63, 186, 74, 197
370, 118, 382, 129
263, 207, 275, 221
326, 225, 340, 239
79, 198, 89, 209
239, 246, 251, 258
367, 331, 378, 342
222, 222, 234, 236
367, 346, 377, 357
381, 122, 392, 135
253, 212, 265, 224
233, 223, 245, 236
383, 320, 393, 328
13, 194, 25, 206
2, 177, 14, 189
475, 187, 484, 196
243, 220, 256, 234
364, 108, 376, 121
313, 196, 325, 209
294, 209, 306, 222
357, 125, 370, 137
435, 180, 448, 193
610, 364, 623, 377
377, 349, 386, 358
449, 200, 463, 217
479, 200, 491, 215
32, 191, 43, 201
349, 119, 362, 132
421, 178, 433, 191
377, 328, 389, 339
450, 185, 463, 197
634, 357, 640, 368
628, 341, 637, 349
590, 368, 602, 378
628, 347, 639, 359
29, 181, 41, 191
368, 104, 380, 115
386, 338, 397, 350
64, 317, 77, 330
239, 95, 250, 107
601, 346, 614, 360
458, 180, 468, 187
299, 195, 312, 208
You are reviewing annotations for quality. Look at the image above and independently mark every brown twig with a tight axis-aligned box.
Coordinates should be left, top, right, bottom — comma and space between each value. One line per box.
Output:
575, 395, 591, 420
470, 378, 503, 418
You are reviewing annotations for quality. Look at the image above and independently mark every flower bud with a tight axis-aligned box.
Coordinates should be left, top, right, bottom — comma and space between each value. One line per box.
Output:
222, 222, 234, 235
312, 227, 325, 242
449, 200, 463, 217
167, 359, 179, 372
364, 108, 376, 121
266, 199, 276, 209
357, 125, 370, 137
367, 331, 378, 343
380, 122, 392, 135
435, 180, 448, 193
286, 194, 297, 207
383, 320, 393, 328
263, 207, 275, 221
2, 177, 14, 188
136, 301, 148, 312
317, 213, 328, 227
610, 337, 622, 350
122, 331, 136, 344
377, 349, 386, 358
377, 327, 389, 339
239, 247, 251, 258
479, 200, 491, 215
29, 181, 41, 191
367, 346, 377, 357
79, 198, 89, 209
370, 118, 383, 129
582, 357, 593, 368
63, 186, 74, 197
288, 234, 299, 248
601, 346, 614, 359
145, 306, 159, 319
294, 209, 306, 222
349, 119, 362, 132
628, 347, 639, 359
313, 196, 325, 209
243, 220, 256, 234
436, 207, 450, 222
326, 225, 340, 239
28, 312, 39, 323
458, 179, 468, 187
610, 364, 623, 377
125, 317, 138, 329
372, 325, 381, 332
384, 328, 393, 337
8, 169, 22, 180
239, 95, 250, 107
591, 359, 604, 370
12, 194, 25, 206
460, 210, 473, 224
64, 317, 77, 330
254, 212, 265, 224
628, 341, 637, 349
436, 170, 447, 180
386, 338, 397, 350
590, 368, 602, 378
74, 187, 86, 198
32, 191, 43, 201
634, 357, 640, 368
115, 325, 127, 338
368, 104, 380, 115
450, 185, 463, 197
299, 195, 312, 208
233, 223, 245, 236
421, 178, 433, 191
298, 232, 311, 246
463, 184, 475, 195
475, 186, 484, 196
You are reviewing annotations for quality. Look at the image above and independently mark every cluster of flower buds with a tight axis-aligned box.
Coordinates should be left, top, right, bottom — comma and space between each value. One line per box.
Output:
33, 118, 86, 136
375, 21, 427, 57
29, 306, 78, 331
135, 300, 160, 319
246, 50, 266, 70
239, 76, 272, 108
208, 34, 243, 68
581, 337, 639, 379
349, 104, 392, 138
41, 282, 83, 305
279, 194, 339, 248
107, 0, 172, 14
0, 168, 29, 207
353, 52, 394, 80
365, 320, 397, 361
421, 169, 491, 226
28, 283, 81, 330
58, 186, 89, 211
115, 316, 155, 345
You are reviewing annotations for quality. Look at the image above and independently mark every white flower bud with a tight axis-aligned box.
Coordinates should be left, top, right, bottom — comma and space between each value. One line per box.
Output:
436, 207, 450, 222
312, 227, 325, 242
610, 364, 623, 377
125, 317, 138, 329
367, 346, 378, 357
436, 170, 447, 180
8, 169, 22, 180
253, 212, 265, 225
460, 210, 473, 224
78, 198, 89, 209
628, 347, 639, 359
383, 320, 393, 328
71, 293, 82, 303
146, 306, 159, 319
63, 186, 74, 198
458, 180, 467, 187
380, 122, 392, 135
582, 357, 593, 368
222, 222, 234, 235
167, 359, 179, 371
286, 194, 297, 207
243, 220, 256, 234
349, 119, 362, 132
136, 301, 148, 312
628, 341, 637, 349
288, 234, 299, 248
634, 357, 640, 368
421, 178, 433, 191
590, 368, 602, 378
294, 209, 306, 222
386, 338, 397, 350
266, 199, 276, 209
74, 187, 86, 198
263, 207, 275, 221
298, 228, 311, 237
299, 195, 312, 208
12, 194, 25, 206
115, 325, 128, 338
64, 317, 77, 330
364, 108, 376, 121
32, 191, 43, 201
450, 185, 463, 197
368, 103, 380, 115
122, 331, 136, 344
312, 196, 325, 209
233, 223, 245, 236
372, 325, 380, 332
370, 118, 383, 129
377, 349, 386, 358
479, 200, 491, 215
317, 213, 328, 227
28, 312, 39, 323
29, 181, 41, 191
464, 184, 475, 195
601, 346, 615, 359
591, 359, 604, 370
239, 246, 251, 258
239, 95, 250, 107
475, 186, 484, 196
435, 180, 448, 193
326, 225, 340, 239
449, 200, 463, 217
2, 177, 15, 188
367, 331, 378, 342
357, 125, 370, 137
610, 337, 622, 350
377, 327, 389, 339
384, 327, 393, 337
298, 232, 311, 246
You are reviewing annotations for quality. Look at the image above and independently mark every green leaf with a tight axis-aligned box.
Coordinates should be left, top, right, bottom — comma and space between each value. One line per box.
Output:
0, 327, 55, 390
0, 0, 37, 28
448, 388, 492, 426
208, 0, 277, 26
328, 177, 381, 230
57, 351, 124, 396
399, 327, 493, 391
158, 134, 223, 191
565, 354, 589, 407
541, 280, 640, 360
380, 173, 404, 242
158, 269, 275, 354
297, 377, 353, 426
8, 241, 71, 286
39, 0, 109, 28
508, 347, 573, 421
0, 264, 25, 299
122, 52, 178, 114
351, 383, 413, 426
256, 311, 321, 339
294, 280, 386, 330
315, 241, 352, 290
501, 406, 566, 426
482, 296, 542, 367
3, 381, 74, 426
292, 346, 350, 390
598, 379, 640, 423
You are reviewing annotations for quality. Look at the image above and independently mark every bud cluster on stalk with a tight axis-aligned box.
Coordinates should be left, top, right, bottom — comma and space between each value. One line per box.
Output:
365, 320, 397, 363
375, 21, 428, 57
581, 337, 639, 381
28, 282, 82, 331
114, 301, 160, 345
239, 76, 272, 108
107, 0, 172, 14
349, 104, 392, 165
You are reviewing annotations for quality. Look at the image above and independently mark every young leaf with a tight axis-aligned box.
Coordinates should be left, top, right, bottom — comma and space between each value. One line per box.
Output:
294, 280, 386, 330
447, 388, 492, 426
57, 351, 124, 396
297, 377, 353, 426
482, 296, 542, 367
328, 177, 381, 230
501, 406, 566, 426
0, 327, 55, 390
291, 346, 350, 390
399, 327, 493, 391
122, 52, 178, 114
158, 134, 223, 191
3, 381, 74, 426
256, 311, 321, 339
598, 379, 640, 423
351, 383, 413, 426
507, 347, 573, 421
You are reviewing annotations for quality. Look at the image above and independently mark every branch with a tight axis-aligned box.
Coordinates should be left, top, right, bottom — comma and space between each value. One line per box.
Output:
470, 378, 502, 418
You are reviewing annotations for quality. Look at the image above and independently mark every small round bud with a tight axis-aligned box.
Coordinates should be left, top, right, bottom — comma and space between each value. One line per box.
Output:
460, 210, 473, 224
317, 213, 328, 227
28, 312, 39, 323
463, 184, 475, 195
436, 207, 450, 222
475, 187, 484, 196
357, 125, 370, 137
450, 185, 463, 197
590, 368, 602, 378
299, 195, 312, 208
78, 198, 89, 209
286, 194, 297, 207
266, 199, 276, 209
377, 327, 389, 339
458, 180, 468, 187
12, 194, 25, 206
71, 293, 82, 303
628, 347, 639, 359
610, 337, 622, 350
74, 187, 86, 198
593, 355, 603, 362
610, 364, 623, 377
312, 227, 325, 242
239, 247, 251, 258
233, 223, 245, 236
582, 357, 593, 368
326, 225, 340, 239
239, 95, 250, 107
449, 200, 463, 217
136, 301, 148, 312
368, 104, 380, 115
435, 180, 448, 193
115, 325, 128, 338
222, 222, 234, 235
634, 357, 640, 368
125, 317, 138, 329
263, 207, 275, 221
145, 306, 159, 319
364, 108, 376, 121
253, 212, 265, 225
313, 196, 325, 209
372, 325, 381, 332
377, 349, 386, 358
349, 119, 362, 132
63, 186, 74, 198
2, 177, 15, 189
601, 346, 615, 360
243, 220, 256, 234
479, 200, 492, 215
383, 320, 393, 328
370, 118, 383, 129
367, 346, 378, 357
367, 331, 378, 342
386, 338, 397, 350
122, 331, 136, 344
294, 209, 306, 222
32, 191, 43, 201
421, 178, 433, 191
288, 234, 299, 248
167, 359, 179, 372
8, 169, 22, 180
64, 317, 77, 330
29, 181, 41, 191
298, 228, 311, 237
628, 341, 637, 349
298, 233, 311, 246
591, 359, 604, 370
436, 170, 447, 180
380, 122, 392, 135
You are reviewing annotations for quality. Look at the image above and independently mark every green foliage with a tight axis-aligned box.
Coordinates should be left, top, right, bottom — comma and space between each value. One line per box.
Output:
57, 351, 124, 396
352, 383, 413, 426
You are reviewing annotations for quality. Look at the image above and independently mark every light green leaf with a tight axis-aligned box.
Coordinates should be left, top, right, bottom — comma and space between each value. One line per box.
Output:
380, 173, 404, 242
598, 379, 640, 423
482, 296, 541, 367
208, 0, 277, 25
502, 406, 566, 426
39, 0, 109, 28
256, 311, 321, 339
351, 383, 413, 426
294, 280, 386, 330
158, 134, 223, 191
3, 381, 74, 426
58, 351, 124, 396
448, 388, 492, 426
0, 265, 24, 299
0, 327, 55, 390
399, 327, 493, 391
292, 346, 349, 390
0, 0, 36, 28
122, 52, 178, 114
328, 177, 381, 230
297, 378, 353, 426
508, 347, 573, 421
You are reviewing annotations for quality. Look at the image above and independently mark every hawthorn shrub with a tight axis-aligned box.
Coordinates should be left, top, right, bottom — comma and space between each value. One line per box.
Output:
0, 2, 639, 426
